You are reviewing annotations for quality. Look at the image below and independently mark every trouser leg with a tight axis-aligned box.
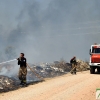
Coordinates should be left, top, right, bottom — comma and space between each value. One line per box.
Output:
73, 67, 76, 74
21, 67, 27, 84
18, 68, 22, 80
18, 67, 27, 84
71, 64, 74, 74
71, 64, 76, 74
18, 68, 23, 84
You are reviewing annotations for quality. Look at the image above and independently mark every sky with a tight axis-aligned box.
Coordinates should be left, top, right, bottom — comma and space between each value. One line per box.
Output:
0, 0, 100, 63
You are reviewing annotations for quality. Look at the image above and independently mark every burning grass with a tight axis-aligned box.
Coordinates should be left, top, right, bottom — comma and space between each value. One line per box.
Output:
0, 59, 89, 93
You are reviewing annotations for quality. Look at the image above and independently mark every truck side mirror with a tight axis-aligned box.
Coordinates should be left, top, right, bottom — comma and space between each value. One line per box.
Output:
89, 49, 91, 55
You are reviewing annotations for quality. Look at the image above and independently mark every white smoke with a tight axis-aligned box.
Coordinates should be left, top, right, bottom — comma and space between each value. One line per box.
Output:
0, 0, 100, 64
0, 67, 7, 75
0, 61, 19, 77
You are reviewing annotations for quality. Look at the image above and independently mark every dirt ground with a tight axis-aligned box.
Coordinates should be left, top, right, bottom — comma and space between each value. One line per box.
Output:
0, 71, 100, 100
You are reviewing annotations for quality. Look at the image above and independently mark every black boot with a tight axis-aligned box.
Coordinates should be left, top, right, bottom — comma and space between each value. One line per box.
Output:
20, 80, 24, 85
23, 79, 27, 84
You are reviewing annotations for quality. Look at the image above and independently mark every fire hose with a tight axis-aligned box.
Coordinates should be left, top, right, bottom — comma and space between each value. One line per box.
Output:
69, 62, 81, 74
69, 62, 89, 74
0, 59, 88, 77
26, 63, 43, 80
0, 59, 17, 65
0, 59, 43, 80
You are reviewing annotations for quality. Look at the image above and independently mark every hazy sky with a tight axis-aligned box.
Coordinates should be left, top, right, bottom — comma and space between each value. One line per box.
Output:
0, 0, 100, 63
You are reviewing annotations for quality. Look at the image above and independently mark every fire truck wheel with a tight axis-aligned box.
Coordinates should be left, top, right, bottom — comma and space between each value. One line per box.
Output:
90, 66, 95, 74
97, 67, 100, 73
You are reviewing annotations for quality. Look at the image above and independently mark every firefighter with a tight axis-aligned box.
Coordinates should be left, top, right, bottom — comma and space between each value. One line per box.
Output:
70, 56, 77, 74
17, 53, 27, 85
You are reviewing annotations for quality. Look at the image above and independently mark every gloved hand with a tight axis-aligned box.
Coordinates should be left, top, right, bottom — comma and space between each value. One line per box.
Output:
16, 58, 20, 60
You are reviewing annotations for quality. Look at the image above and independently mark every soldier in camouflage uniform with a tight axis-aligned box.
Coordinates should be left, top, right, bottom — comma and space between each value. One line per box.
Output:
70, 56, 77, 74
17, 53, 27, 85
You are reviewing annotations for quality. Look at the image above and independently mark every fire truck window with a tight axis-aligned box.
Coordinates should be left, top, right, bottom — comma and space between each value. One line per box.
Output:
92, 48, 100, 53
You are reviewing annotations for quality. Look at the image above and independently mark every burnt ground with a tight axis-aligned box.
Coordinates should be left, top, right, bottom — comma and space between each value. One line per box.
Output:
0, 75, 45, 93
0, 75, 19, 93
0, 65, 69, 93
0, 61, 89, 93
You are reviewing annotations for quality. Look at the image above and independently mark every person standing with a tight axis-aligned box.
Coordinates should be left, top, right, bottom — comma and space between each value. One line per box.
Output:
17, 53, 27, 85
70, 56, 77, 74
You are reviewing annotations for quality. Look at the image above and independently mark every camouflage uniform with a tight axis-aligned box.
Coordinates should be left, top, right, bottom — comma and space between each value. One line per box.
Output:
18, 57, 27, 84
71, 63, 77, 74
70, 57, 77, 74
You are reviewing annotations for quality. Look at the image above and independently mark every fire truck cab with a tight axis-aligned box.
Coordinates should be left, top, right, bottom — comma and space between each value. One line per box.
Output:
89, 44, 100, 74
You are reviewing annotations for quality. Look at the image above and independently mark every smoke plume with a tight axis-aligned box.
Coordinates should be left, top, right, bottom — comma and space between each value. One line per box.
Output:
0, 0, 100, 64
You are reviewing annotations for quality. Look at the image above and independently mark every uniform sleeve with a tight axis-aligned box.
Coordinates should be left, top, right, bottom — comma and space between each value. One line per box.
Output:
70, 59, 73, 63
74, 59, 77, 65
18, 58, 21, 65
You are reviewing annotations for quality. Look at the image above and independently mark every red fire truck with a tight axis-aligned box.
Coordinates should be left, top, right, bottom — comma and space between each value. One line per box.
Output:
89, 44, 100, 74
